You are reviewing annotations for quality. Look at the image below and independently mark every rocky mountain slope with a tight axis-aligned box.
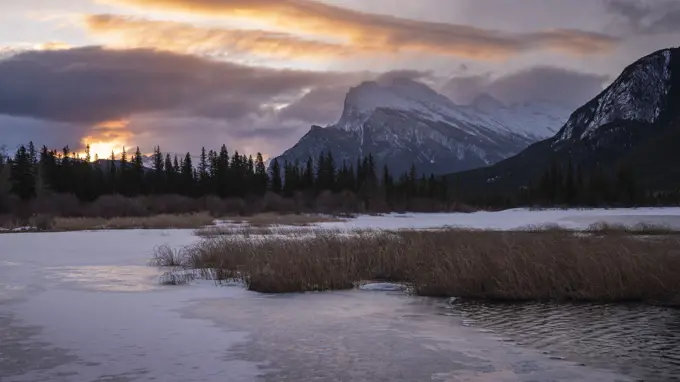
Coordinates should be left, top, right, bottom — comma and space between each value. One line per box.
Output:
274, 78, 569, 175
451, 47, 680, 193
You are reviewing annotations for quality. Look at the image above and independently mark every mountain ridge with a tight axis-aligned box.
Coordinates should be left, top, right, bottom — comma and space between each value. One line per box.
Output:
449, 47, 680, 195
274, 77, 569, 175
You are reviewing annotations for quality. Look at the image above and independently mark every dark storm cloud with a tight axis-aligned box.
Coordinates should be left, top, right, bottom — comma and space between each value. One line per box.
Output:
606, 0, 680, 35
442, 66, 609, 107
0, 46, 367, 123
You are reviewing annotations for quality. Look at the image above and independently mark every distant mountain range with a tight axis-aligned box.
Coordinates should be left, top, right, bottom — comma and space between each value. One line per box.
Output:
273, 78, 571, 175
450, 47, 680, 193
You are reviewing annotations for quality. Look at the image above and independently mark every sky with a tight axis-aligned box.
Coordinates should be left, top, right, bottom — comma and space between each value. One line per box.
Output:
1, 0, 679, 159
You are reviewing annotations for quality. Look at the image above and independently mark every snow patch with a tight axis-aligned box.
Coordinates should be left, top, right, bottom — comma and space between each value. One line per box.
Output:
359, 282, 405, 292
555, 49, 673, 143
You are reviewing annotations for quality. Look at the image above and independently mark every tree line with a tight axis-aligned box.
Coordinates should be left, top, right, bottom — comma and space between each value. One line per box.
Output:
458, 159, 680, 208
0, 142, 450, 214
3, 142, 677, 216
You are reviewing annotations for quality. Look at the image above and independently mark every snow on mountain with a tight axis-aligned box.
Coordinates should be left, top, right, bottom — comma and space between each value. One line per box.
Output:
555, 48, 675, 144
336, 79, 483, 135
336, 79, 565, 140
451, 47, 680, 193
274, 78, 570, 175
469, 95, 570, 140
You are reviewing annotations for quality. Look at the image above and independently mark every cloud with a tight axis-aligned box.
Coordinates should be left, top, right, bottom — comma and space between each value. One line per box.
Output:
84, 14, 357, 59
101, 0, 620, 59
115, 113, 311, 158
0, 115, 90, 152
606, 0, 680, 35
0, 46, 370, 123
0, 46, 399, 156
278, 69, 433, 125
278, 86, 348, 124
442, 66, 608, 107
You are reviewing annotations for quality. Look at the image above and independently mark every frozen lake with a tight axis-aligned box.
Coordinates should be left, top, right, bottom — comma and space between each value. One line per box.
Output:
2, 208, 679, 381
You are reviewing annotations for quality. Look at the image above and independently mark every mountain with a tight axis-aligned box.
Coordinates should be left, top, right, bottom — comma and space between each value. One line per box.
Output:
451, 47, 680, 194
274, 78, 569, 176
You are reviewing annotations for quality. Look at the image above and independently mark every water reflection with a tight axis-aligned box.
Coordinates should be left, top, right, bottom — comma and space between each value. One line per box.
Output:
447, 302, 680, 381
186, 291, 632, 382
43, 265, 165, 292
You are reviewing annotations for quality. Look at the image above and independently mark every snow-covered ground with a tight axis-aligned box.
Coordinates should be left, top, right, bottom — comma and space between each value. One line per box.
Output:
317, 207, 680, 231
3, 208, 678, 381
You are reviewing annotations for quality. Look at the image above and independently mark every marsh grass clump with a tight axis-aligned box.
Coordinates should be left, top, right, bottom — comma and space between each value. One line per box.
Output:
181, 229, 680, 305
587, 221, 679, 236
149, 245, 189, 267
52, 213, 216, 231
159, 270, 197, 285
517, 223, 568, 233
225, 213, 345, 227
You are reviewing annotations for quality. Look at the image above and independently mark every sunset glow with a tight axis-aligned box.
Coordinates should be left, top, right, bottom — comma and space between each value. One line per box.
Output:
2, 0, 676, 158
79, 119, 133, 160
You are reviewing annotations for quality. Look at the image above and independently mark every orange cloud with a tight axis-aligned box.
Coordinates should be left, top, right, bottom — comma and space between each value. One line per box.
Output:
35, 41, 72, 51
80, 119, 134, 160
85, 14, 357, 59
100, 0, 620, 59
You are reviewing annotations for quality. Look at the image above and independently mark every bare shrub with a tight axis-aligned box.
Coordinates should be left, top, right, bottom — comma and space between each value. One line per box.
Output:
518, 223, 568, 233
338, 191, 365, 214
149, 245, 189, 267
449, 202, 478, 213
183, 229, 680, 304
222, 198, 248, 216
31, 193, 82, 217
87, 194, 147, 218
315, 190, 343, 215
32, 214, 55, 231
587, 221, 678, 235
234, 213, 344, 227
159, 270, 196, 285
195, 226, 276, 238
141, 194, 199, 215
53, 212, 215, 231
261, 192, 298, 214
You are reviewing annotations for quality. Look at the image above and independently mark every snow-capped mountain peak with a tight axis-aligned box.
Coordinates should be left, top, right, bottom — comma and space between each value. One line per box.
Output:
337, 78, 469, 133
274, 77, 571, 176
555, 48, 676, 144
344, 78, 452, 113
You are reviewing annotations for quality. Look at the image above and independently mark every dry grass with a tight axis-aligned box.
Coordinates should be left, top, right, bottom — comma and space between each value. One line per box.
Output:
171, 229, 680, 305
194, 226, 277, 238
43, 212, 215, 232
149, 245, 190, 267
228, 213, 345, 227
586, 221, 679, 235
193, 212, 346, 238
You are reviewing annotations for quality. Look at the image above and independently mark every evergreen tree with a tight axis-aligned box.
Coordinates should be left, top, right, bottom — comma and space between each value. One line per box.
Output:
119, 147, 128, 195
0, 155, 11, 213
564, 159, 576, 205
269, 158, 283, 194
382, 164, 393, 201
164, 153, 174, 194
108, 151, 117, 194
198, 146, 209, 188
173, 155, 180, 175
216, 145, 230, 197
84, 144, 91, 164
255, 153, 268, 195
131, 147, 144, 195
302, 156, 314, 190
28, 141, 37, 167
181, 152, 194, 196
10, 145, 35, 200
